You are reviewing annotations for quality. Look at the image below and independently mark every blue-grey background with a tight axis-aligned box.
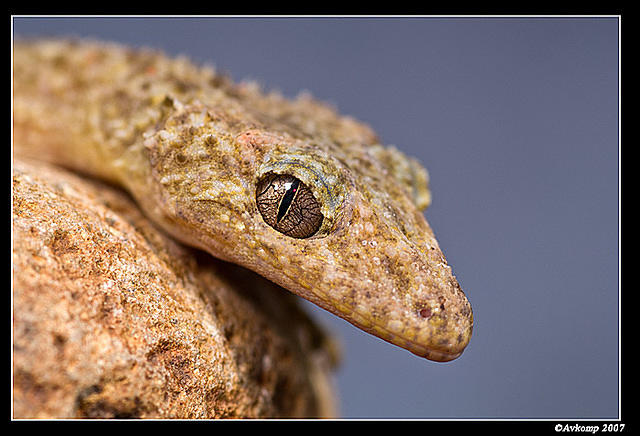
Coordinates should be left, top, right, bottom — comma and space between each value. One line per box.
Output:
12, 17, 620, 419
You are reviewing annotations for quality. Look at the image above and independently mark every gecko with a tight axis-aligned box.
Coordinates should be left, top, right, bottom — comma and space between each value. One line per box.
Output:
13, 38, 473, 362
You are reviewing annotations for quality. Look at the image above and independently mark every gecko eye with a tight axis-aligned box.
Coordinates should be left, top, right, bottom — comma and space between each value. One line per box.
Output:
256, 172, 324, 238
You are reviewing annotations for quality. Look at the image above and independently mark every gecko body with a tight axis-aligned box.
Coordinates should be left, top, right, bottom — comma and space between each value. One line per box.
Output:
13, 39, 473, 362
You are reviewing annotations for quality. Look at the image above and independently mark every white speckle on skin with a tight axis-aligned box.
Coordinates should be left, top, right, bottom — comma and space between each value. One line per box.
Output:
158, 130, 174, 141
387, 319, 404, 333
160, 174, 183, 185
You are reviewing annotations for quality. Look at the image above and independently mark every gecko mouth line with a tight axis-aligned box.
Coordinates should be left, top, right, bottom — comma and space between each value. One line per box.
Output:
351, 310, 471, 362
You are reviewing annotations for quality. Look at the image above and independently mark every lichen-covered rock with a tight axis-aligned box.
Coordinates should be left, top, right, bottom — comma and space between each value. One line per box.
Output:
12, 158, 337, 419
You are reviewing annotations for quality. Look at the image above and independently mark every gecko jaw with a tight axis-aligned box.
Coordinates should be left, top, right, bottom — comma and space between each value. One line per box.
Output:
362, 315, 472, 362
411, 346, 463, 362
401, 328, 471, 362
306, 279, 473, 363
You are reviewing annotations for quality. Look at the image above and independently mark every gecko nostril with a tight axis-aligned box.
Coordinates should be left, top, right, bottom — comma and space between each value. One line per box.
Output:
418, 307, 432, 319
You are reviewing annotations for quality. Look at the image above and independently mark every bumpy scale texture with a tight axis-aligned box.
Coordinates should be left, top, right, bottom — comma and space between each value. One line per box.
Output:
13, 39, 473, 362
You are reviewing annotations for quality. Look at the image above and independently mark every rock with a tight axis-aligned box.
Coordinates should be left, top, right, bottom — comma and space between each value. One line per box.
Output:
12, 158, 338, 419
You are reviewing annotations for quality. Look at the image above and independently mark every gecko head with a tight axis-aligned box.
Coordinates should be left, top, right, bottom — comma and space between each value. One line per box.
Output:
144, 103, 473, 362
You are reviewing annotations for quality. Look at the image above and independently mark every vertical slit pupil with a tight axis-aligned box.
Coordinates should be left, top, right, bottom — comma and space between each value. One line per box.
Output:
277, 178, 300, 223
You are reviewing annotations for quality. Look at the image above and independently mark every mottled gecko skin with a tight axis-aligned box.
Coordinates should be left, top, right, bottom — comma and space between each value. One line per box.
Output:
13, 39, 473, 362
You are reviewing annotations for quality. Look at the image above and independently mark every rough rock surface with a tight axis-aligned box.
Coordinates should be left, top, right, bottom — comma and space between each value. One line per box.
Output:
12, 158, 338, 419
